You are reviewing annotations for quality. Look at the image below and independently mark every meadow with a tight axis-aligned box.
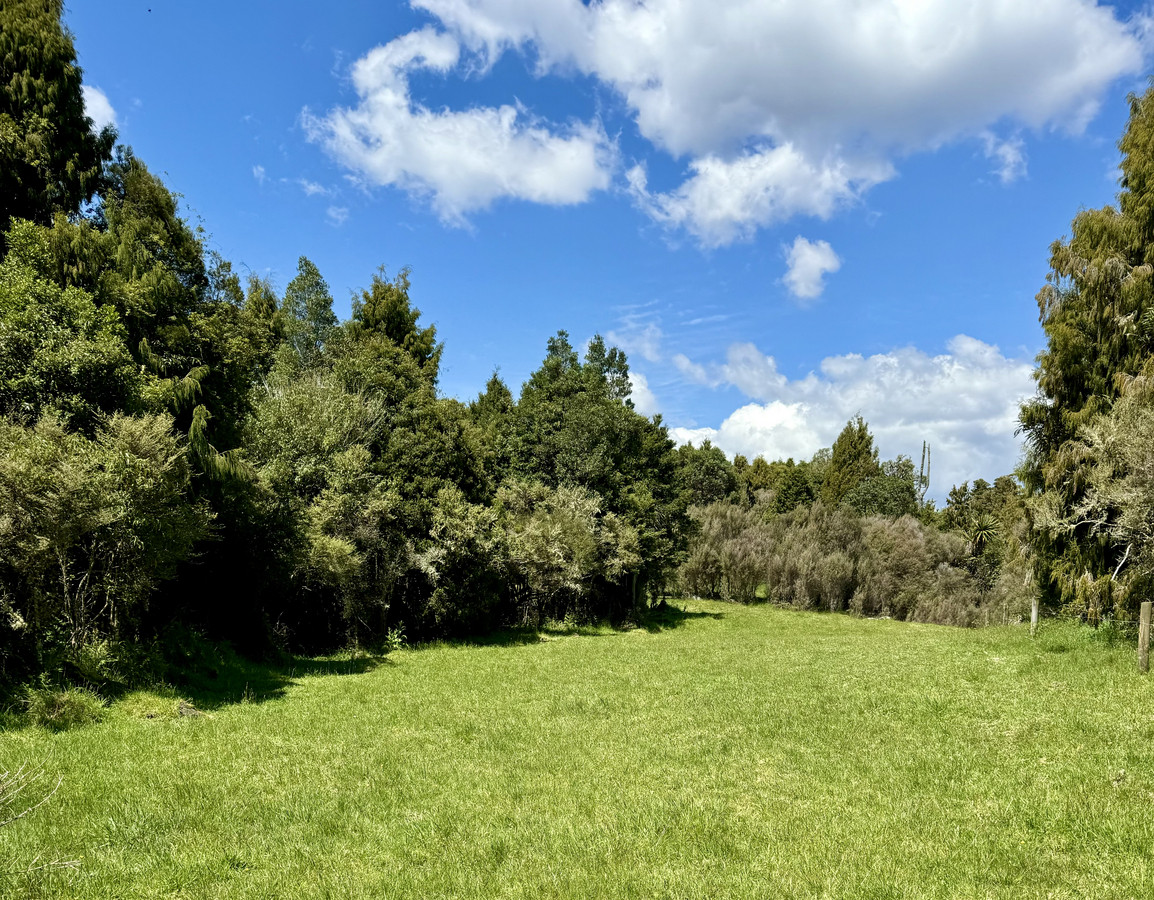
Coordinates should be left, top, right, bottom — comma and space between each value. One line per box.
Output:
1, 603, 1152, 899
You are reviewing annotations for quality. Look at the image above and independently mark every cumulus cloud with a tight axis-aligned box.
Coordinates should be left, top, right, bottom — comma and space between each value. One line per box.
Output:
410, 0, 1145, 241
326, 205, 349, 226
81, 85, 117, 132
628, 150, 891, 247
304, 27, 613, 224
783, 237, 841, 302
668, 335, 1036, 497
252, 165, 267, 185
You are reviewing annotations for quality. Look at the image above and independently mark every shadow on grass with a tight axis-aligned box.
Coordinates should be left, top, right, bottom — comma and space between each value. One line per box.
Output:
638, 600, 725, 633
174, 650, 390, 711
2, 599, 719, 728
424, 600, 725, 649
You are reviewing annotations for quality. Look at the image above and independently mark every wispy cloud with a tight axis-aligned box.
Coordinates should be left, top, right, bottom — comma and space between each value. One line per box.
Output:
606, 319, 664, 363
981, 131, 1028, 183
299, 179, 329, 196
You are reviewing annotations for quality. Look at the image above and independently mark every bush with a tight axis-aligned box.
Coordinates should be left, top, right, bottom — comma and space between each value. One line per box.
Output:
909, 564, 983, 627
763, 503, 864, 609
67, 638, 162, 690
0, 414, 210, 677
678, 503, 769, 602
853, 516, 942, 617
24, 685, 105, 731
681, 495, 1028, 627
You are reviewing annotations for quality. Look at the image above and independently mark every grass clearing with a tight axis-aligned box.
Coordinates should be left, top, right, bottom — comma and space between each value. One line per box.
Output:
1, 603, 1152, 899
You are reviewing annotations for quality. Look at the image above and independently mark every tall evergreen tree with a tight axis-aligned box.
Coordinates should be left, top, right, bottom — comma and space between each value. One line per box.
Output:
1019, 85, 1154, 618
283, 256, 336, 364
822, 415, 881, 506
350, 266, 442, 379
0, 0, 114, 236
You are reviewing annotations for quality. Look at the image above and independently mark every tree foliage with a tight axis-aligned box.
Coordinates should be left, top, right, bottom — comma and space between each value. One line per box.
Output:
1019, 85, 1154, 619
822, 415, 882, 506
0, 0, 114, 235
283, 256, 336, 366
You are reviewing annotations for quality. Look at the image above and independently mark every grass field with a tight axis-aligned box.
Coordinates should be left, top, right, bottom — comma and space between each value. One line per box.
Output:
1, 602, 1152, 899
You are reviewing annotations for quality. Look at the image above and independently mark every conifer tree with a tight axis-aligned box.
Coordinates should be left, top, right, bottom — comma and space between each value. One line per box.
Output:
822, 415, 881, 507
350, 266, 442, 379
0, 0, 114, 235
283, 256, 336, 364
1019, 85, 1154, 618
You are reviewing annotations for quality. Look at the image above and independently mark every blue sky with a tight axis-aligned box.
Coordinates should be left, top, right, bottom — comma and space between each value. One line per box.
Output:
66, 1, 1153, 497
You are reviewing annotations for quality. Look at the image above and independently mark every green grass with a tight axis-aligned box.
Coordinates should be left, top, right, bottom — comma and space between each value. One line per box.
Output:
2, 603, 1153, 899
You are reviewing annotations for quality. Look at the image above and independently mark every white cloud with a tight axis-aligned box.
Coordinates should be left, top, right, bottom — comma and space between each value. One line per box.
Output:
628, 371, 659, 417
981, 132, 1028, 183
672, 353, 715, 387
81, 85, 117, 132
607, 320, 663, 363
326, 205, 349, 226
412, 0, 1145, 241
783, 237, 841, 302
252, 165, 267, 185
668, 335, 1036, 496
627, 150, 892, 247
304, 27, 613, 224
671, 401, 822, 465
299, 179, 329, 196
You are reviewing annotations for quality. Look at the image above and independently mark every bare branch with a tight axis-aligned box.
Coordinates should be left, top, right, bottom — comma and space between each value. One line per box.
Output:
0, 767, 62, 829
1113, 543, 1133, 581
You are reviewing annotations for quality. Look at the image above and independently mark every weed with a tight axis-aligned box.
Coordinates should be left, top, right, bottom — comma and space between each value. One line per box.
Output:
384, 626, 407, 654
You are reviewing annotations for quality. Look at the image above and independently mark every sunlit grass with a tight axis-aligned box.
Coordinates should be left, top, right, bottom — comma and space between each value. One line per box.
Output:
1, 603, 1152, 898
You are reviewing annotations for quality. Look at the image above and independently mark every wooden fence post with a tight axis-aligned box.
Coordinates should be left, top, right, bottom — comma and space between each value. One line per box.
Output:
1139, 601, 1151, 675
1031, 597, 1039, 637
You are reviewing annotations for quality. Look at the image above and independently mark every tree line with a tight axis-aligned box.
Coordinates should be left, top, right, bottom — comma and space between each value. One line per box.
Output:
4, 0, 1153, 693
0, 1, 692, 686
671, 420, 1032, 627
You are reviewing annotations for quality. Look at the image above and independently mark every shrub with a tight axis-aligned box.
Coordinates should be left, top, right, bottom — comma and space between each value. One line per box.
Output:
677, 502, 768, 602
852, 516, 966, 618
0, 414, 210, 677
909, 564, 983, 627
24, 686, 105, 731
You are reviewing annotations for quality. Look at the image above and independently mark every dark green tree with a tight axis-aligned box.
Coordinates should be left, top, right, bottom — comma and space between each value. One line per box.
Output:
0, 220, 136, 430
675, 440, 737, 507
822, 415, 882, 506
509, 331, 689, 612
469, 371, 516, 488
283, 256, 336, 364
350, 266, 442, 379
743, 456, 775, 493
1019, 85, 1154, 618
0, 0, 114, 237
843, 455, 918, 519
771, 461, 817, 515
245, 275, 279, 324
